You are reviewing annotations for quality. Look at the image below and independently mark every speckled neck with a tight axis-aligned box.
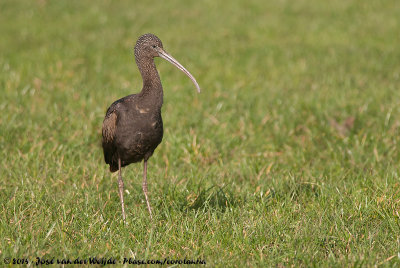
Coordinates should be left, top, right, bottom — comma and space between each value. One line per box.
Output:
136, 56, 163, 108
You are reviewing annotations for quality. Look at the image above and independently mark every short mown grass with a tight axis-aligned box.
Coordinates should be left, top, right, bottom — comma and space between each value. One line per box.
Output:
1, 0, 400, 266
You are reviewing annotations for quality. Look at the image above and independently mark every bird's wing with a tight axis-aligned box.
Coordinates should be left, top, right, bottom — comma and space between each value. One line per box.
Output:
102, 94, 136, 171
102, 96, 128, 148
102, 104, 119, 171
102, 111, 117, 145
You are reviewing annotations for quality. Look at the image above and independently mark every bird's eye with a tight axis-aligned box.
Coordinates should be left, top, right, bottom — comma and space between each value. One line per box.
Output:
152, 45, 156, 48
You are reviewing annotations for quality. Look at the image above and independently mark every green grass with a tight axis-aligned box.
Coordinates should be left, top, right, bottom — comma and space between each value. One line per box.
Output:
1, 0, 400, 266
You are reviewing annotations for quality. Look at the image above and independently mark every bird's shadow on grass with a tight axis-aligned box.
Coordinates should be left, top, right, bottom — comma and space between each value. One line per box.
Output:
166, 185, 239, 214
189, 185, 237, 212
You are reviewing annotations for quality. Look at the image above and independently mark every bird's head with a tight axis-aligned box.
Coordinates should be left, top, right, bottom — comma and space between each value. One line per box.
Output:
134, 33, 164, 59
134, 33, 200, 93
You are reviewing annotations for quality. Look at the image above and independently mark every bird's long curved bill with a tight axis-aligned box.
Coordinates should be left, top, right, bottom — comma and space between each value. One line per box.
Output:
157, 48, 201, 93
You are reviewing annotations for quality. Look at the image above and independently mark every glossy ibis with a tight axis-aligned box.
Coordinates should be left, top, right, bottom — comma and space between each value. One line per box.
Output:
102, 33, 200, 221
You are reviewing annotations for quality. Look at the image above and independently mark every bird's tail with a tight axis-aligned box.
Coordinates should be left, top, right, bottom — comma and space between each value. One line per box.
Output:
109, 163, 118, 173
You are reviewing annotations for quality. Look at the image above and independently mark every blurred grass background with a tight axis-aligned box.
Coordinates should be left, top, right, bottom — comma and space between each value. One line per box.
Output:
1, 0, 400, 266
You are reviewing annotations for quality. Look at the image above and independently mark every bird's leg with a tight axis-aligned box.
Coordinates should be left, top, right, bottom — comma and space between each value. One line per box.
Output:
142, 160, 153, 219
118, 158, 126, 222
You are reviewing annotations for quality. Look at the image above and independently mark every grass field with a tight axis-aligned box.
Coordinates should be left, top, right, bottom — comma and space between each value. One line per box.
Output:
1, 0, 400, 266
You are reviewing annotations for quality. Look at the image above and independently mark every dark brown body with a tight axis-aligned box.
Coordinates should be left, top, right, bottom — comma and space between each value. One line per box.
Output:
101, 33, 200, 220
102, 36, 165, 173
102, 92, 163, 172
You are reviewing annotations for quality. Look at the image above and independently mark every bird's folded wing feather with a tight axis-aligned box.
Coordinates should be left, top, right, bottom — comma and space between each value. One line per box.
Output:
102, 111, 117, 143
102, 109, 118, 167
